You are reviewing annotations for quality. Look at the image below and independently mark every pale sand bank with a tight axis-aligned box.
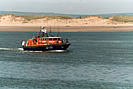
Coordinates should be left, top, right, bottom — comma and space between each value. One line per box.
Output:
0, 26, 133, 32
0, 14, 133, 32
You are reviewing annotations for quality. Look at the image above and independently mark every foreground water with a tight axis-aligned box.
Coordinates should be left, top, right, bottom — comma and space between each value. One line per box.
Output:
0, 32, 133, 89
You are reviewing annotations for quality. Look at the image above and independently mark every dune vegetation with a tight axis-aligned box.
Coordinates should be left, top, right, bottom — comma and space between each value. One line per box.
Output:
23, 15, 133, 22
23, 15, 72, 21
110, 16, 133, 22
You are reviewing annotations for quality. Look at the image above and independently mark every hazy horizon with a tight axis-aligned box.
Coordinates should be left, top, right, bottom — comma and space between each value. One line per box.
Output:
1, 10, 133, 16
0, 0, 133, 15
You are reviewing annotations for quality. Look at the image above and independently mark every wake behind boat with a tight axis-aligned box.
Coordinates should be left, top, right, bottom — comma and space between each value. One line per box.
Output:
22, 26, 71, 51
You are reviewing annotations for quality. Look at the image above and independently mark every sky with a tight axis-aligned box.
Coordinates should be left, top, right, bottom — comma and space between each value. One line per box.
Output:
0, 0, 133, 15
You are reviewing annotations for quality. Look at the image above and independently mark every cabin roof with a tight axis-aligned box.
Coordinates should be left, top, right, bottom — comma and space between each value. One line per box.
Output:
39, 37, 61, 38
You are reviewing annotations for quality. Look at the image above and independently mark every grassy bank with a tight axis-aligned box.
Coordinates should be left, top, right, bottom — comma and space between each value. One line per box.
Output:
23, 15, 133, 22
23, 15, 73, 21
110, 16, 133, 22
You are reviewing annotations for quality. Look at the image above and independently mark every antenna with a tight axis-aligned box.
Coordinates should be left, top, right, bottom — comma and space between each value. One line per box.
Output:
50, 27, 51, 33
39, 26, 41, 36
49, 26, 53, 37
57, 30, 60, 37
50, 26, 51, 31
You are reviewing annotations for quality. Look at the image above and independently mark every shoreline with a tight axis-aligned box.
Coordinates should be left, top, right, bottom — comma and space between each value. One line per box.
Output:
0, 26, 133, 32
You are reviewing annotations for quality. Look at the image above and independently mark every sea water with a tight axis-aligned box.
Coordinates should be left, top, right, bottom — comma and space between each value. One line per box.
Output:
0, 32, 133, 89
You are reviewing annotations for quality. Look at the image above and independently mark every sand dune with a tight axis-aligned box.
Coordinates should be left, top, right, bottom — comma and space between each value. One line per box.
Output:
0, 14, 133, 32
0, 14, 125, 26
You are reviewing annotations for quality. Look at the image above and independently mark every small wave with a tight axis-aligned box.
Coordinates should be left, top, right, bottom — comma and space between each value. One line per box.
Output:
0, 48, 67, 53
0, 48, 24, 51
17, 48, 24, 51
23, 51, 43, 53
46, 50, 67, 53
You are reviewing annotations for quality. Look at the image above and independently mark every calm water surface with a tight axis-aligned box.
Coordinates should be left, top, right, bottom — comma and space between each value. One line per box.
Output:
0, 32, 133, 89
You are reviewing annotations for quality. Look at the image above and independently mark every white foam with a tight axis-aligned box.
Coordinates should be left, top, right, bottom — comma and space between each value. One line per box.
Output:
0, 48, 24, 51
46, 50, 67, 53
18, 48, 24, 51
23, 51, 43, 53
0, 48, 13, 51
0, 48, 67, 53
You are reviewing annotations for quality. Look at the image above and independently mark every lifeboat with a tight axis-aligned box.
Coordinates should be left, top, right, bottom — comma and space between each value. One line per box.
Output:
22, 26, 71, 51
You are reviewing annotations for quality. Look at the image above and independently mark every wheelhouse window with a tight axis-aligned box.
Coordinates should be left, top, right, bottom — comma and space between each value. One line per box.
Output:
43, 38, 45, 40
49, 38, 52, 40
58, 38, 61, 40
53, 38, 57, 40
40, 38, 45, 40
45, 38, 49, 40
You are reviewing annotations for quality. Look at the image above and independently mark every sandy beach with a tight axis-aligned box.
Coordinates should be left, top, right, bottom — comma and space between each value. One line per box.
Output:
0, 26, 133, 32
